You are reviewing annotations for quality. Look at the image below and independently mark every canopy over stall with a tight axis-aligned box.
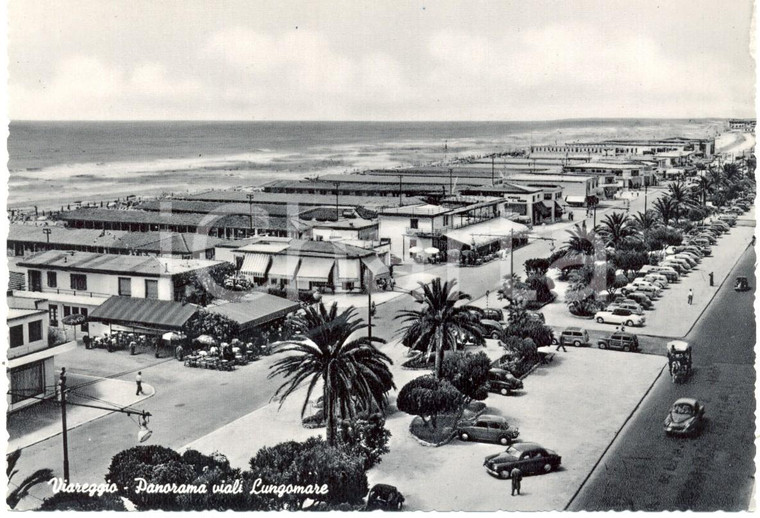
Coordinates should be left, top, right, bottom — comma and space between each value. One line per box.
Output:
207, 293, 300, 332
240, 253, 271, 277
296, 258, 335, 283
361, 255, 390, 279
88, 296, 197, 331
267, 255, 300, 279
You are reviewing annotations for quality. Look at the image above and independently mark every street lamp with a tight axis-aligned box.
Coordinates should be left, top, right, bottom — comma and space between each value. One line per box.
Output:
246, 194, 255, 235
58, 367, 153, 482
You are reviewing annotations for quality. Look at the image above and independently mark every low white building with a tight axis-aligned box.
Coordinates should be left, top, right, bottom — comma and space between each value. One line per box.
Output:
7, 297, 76, 413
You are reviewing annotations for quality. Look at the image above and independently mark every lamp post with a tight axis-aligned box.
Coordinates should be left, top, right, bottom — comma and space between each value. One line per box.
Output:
57, 367, 153, 483
333, 182, 340, 218
246, 194, 255, 235
366, 269, 373, 341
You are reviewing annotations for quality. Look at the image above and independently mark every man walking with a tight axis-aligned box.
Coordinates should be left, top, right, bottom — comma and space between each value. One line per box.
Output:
510, 467, 523, 496
555, 337, 567, 352
687, 289, 693, 305
136, 371, 144, 395
709, 272, 714, 287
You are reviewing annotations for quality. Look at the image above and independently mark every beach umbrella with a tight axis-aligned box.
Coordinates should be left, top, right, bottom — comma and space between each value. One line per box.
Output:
194, 334, 218, 346
409, 246, 423, 254
447, 249, 461, 260
162, 332, 185, 342
424, 247, 440, 255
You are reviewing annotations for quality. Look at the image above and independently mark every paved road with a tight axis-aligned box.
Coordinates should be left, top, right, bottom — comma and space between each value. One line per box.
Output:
568, 244, 756, 511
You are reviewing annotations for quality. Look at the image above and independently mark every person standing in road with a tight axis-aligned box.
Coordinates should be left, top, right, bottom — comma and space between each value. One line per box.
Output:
688, 289, 693, 305
510, 467, 523, 496
709, 272, 714, 287
136, 372, 144, 395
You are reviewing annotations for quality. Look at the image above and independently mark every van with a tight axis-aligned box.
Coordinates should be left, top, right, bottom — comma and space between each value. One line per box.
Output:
556, 327, 590, 346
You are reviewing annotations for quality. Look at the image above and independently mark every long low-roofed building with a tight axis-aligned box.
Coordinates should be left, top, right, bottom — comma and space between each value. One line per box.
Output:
174, 190, 421, 208
7, 224, 224, 259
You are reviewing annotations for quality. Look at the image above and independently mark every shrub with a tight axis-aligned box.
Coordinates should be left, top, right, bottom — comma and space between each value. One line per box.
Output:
397, 375, 464, 429
524, 258, 551, 276
48, 327, 67, 347
39, 493, 128, 511
183, 310, 240, 343
337, 413, 391, 470
440, 352, 491, 403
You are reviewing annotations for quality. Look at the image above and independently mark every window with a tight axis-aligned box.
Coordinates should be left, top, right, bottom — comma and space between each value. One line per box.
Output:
63, 305, 71, 317
70, 274, 87, 291
28, 320, 43, 342
47, 272, 57, 288
10, 361, 44, 404
118, 277, 132, 297
409, 218, 419, 229
9, 325, 24, 348
145, 279, 159, 299
49, 306, 58, 326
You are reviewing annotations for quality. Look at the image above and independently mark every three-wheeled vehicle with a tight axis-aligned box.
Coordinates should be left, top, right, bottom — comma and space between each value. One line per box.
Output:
735, 276, 751, 292
667, 340, 692, 384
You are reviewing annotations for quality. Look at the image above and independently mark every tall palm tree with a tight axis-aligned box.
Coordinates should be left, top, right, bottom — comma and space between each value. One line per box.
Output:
696, 176, 715, 206
395, 278, 483, 379
631, 210, 659, 233
652, 196, 676, 226
597, 212, 636, 248
269, 302, 394, 446
666, 181, 695, 222
563, 223, 596, 257
6, 450, 53, 509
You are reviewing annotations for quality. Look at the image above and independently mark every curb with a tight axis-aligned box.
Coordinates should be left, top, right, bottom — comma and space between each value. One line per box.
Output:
563, 361, 668, 511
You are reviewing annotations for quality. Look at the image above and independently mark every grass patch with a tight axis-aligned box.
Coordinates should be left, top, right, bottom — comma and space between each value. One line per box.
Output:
409, 414, 459, 445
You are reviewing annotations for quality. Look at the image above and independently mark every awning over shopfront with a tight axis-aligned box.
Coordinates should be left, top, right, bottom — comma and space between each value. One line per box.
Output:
553, 201, 564, 215
240, 253, 271, 277
361, 255, 390, 278
445, 218, 530, 248
296, 258, 335, 282
268, 255, 300, 279
88, 296, 197, 331
207, 293, 300, 331
565, 196, 587, 206
535, 202, 552, 217
336, 258, 361, 282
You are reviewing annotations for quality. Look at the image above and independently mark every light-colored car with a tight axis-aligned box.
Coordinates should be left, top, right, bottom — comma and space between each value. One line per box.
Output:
594, 308, 646, 327
608, 301, 644, 314
644, 274, 668, 288
651, 266, 679, 281
676, 250, 701, 263
662, 258, 690, 272
671, 254, 698, 267
623, 281, 661, 298
458, 414, 520, 445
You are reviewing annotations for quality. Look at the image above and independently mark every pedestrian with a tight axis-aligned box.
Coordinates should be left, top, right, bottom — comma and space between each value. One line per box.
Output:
136, 372, 144, 395
510, 467, 523, 496
709, 272, 714, 287
129, 341, 136, 356
175, 343, 184, 361
687, 289, 693, 305
556, 337, 567, 352
370, 301, 377, 317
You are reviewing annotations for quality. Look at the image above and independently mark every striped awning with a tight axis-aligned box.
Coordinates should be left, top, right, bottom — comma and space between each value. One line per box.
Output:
240, 253, 270, 277
336, 258, 361, 282
88, 296, 197, 331
361, 255, 390, 279
268, 255, 300, 279
296, 258, 335, 282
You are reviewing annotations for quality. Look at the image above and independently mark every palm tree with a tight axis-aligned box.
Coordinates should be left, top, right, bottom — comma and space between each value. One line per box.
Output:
269, 302, 394, 446
631, 210, 659, 233
666, 181, 695, 222
652, 196, 676, 226
563, 223, 596, 257
6, 450, 53, 509
395, 278, 483, 379
696, 176, 715, 206
597, 212, 636, 248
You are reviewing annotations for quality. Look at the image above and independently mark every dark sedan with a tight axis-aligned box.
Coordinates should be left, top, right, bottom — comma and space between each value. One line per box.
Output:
366, 484, 405, 511
664, 398, 705, 437
483, 442, 561, 479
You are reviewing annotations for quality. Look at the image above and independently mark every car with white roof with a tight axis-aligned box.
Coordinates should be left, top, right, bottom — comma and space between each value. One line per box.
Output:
594, 308, 646, 327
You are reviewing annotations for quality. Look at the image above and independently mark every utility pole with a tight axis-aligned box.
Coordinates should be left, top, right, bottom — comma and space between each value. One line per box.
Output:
449, 168, 453, 195
644, 182, 648, 213
510, 228, 514, 282
43, 227, 52, 244
398, 175, 403, 206
246, 193, 255, 235
593, 203, 598, 228
333, 182, 340, 219
491, 156, 495, 186
366, 269, 373, 341
60, 368, 70, 482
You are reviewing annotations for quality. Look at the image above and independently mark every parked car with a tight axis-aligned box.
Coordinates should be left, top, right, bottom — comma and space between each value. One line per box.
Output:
458, 414, 520, 445
526, 311, 546, 323
552, 327, 590, 346
664, 398, 705, 437
671, 254, 698, 267
711, 221, 730, 232
644, 273, 669, 288
482, 308, 505, 322
486, 368, 523, 395
650, 266, 679, 282
622, 282, 661, 299
366, 484, 405, 511
614, 292, 653, 309
594, 308, 646, 327
483, 443, 562, 479
718, 214, 737, 226
676, 250, 701, 263
660, 259, 688, 274
608, 301, 644, 315
480, 318, 505, 340
682, 245, 708, 258
597, 331, 640, 352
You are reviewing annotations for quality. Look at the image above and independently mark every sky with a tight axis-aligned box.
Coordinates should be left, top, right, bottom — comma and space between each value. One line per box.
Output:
6, 0, 757, 121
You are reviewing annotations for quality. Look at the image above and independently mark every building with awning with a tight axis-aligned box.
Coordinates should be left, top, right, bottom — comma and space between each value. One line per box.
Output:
233, 238, 387, 293
444, 217, 530, 256
206, 293, 300, 336
88, 296, 198, 333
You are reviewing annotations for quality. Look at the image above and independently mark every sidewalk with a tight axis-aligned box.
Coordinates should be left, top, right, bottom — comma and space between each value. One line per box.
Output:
183, 336, 665, 511
7, 373, 154, 452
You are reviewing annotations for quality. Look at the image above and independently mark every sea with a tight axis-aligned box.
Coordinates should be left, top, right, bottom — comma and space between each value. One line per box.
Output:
7, 119, 726, 210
